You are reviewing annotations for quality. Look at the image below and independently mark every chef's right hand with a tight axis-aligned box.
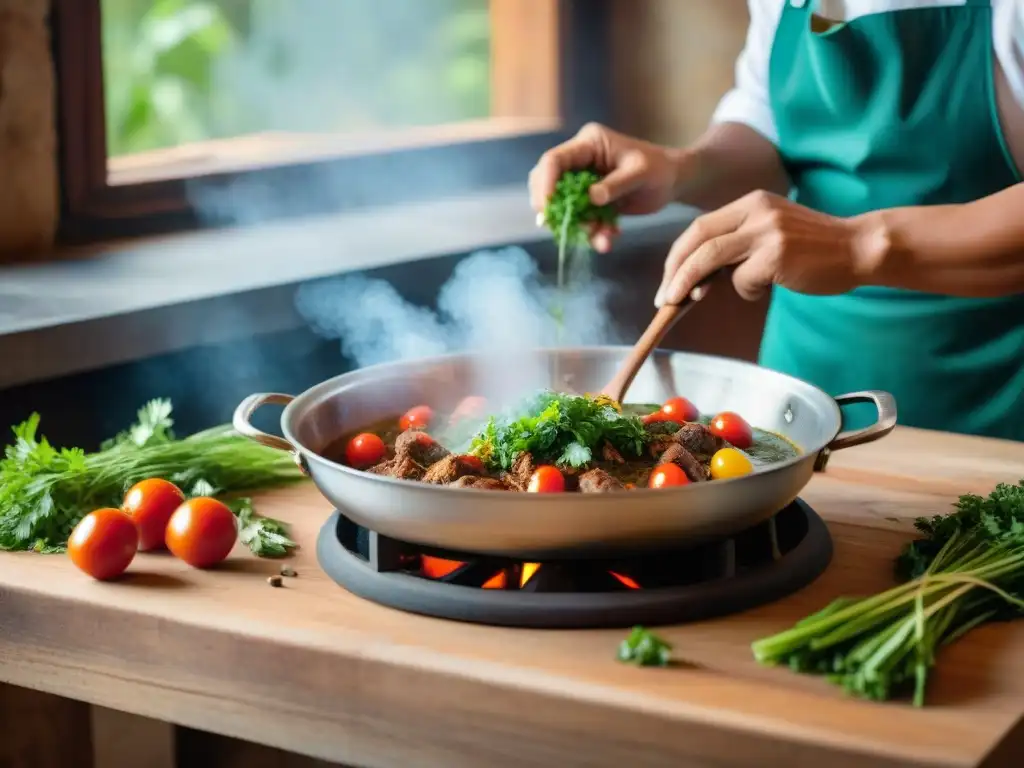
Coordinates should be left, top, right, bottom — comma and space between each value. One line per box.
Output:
528, 123, 687, 253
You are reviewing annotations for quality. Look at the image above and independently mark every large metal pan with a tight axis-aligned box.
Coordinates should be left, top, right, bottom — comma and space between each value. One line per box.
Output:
233, 347, 896, 558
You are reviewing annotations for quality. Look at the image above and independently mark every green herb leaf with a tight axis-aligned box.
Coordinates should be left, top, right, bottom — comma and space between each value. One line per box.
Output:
229, 497, 298, 559
617, 626, 672, 667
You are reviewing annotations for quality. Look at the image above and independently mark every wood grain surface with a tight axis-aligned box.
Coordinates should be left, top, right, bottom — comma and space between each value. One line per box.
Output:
3, 427, 1024, 768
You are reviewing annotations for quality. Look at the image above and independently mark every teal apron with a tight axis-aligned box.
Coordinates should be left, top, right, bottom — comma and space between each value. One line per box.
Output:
758, 0, 1024, 438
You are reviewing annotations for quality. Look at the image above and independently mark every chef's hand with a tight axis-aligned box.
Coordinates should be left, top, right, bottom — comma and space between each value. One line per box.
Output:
655, 190, 876, 306
529, 123, 686, 253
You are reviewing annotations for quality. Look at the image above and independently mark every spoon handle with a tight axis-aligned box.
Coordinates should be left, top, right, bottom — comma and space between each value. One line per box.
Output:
600, 274, 718, 403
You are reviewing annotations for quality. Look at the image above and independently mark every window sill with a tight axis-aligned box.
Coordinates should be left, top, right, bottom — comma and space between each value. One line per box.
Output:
0, 186, 696, 389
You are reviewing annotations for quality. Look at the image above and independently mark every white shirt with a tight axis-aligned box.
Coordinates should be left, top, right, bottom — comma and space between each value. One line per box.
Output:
712, 0, 1024, 173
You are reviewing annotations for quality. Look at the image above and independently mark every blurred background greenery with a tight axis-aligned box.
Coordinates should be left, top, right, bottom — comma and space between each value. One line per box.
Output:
101, 0, 493, 157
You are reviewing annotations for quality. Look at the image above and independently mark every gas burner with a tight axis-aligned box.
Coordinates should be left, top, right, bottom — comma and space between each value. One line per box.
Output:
316, 499, 832, 629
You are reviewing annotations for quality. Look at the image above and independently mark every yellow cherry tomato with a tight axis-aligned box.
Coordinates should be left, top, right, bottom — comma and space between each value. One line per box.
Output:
710, 447, 754, 480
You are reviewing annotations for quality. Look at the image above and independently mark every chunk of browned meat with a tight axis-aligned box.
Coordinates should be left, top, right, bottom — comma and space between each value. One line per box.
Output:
394, 429, 450, 466
449, 476, 508, 491
602, 441, 625, 464
673, 422, 726, 459
367, 454, 426, 481
502, 451, 536, 491
578, 468, 625, 493
423, 455, 486, 485
659, 443, 710, 482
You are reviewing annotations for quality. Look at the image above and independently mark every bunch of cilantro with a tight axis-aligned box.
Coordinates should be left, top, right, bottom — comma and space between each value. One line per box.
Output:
0, 399, 303, 557
752, 481, 1024, 706
469, 391, 647, 471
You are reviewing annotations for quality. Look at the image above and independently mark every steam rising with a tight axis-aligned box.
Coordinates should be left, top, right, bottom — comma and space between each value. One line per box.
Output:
294, 247, 620, 395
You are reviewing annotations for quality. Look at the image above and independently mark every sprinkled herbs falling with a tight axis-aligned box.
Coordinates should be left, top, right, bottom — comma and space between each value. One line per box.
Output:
542, 169, 620, 339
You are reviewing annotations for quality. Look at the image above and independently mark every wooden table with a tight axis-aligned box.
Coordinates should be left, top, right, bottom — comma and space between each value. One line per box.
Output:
4, 427, 1024, 768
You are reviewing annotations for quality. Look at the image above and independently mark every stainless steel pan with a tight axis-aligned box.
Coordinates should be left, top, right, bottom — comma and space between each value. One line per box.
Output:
233, 347, 896, 558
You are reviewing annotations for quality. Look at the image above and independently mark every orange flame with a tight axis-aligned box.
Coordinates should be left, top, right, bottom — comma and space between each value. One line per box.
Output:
609, 571, 641, 590
482, 572, 507, 589
421, 556, 463, 579
520, 562, 541, 587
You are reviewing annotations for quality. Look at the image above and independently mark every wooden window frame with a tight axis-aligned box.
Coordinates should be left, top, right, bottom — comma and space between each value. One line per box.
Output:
53, 0, 611, 244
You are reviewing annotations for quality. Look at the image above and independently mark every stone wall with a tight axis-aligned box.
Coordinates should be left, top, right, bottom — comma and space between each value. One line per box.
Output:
0, 0, 58, 260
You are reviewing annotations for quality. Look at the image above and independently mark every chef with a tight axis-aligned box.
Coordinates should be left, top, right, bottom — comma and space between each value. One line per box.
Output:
528, 0, 1024, 440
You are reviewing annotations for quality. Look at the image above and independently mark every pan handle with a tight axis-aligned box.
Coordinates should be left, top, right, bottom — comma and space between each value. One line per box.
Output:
233, 393, 300, 454
814, 390, 897, 471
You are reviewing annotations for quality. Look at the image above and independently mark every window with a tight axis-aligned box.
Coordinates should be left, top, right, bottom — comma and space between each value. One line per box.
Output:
54, 0, 611, 242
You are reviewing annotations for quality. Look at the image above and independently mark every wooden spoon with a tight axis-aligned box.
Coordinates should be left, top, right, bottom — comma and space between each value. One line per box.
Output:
601, 275, 718, 404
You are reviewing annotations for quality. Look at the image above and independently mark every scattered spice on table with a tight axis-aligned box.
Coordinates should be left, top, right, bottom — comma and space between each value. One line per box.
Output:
267, 575, 284, 588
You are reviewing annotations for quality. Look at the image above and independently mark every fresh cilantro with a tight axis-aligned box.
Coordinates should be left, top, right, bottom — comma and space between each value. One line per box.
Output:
0, 400, 305, 556
469, 391, 648, 471
617, 626, 672, 667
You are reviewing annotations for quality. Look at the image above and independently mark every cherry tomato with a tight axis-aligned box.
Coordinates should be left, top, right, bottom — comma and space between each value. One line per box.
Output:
68, 508, 139, 580
710, 448, 754, 480
345, 433, 387, 469
527, 466, 565, 493
399, 405, 434, 431
642, 411, 670, 425
661, 396, 700, 423
121, 478, 186, 551
457, 454, 486, 474
709, 411, 754, 449
450, 396, 487, 423
648, 463, 691, 489
165, 497, 237, 569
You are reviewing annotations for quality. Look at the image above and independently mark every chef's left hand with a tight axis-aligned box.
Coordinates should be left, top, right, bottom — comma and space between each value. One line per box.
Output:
654, 190, 875, 306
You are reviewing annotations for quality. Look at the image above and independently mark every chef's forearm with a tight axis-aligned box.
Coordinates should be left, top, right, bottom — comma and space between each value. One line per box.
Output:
669, 122, 792, 211
855, 182, 1024, 297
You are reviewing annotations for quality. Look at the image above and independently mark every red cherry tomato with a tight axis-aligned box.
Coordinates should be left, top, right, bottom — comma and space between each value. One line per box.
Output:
457, 454, 486, 473
345, 433, 387, 469
122, 478, 186, 551
165, 497, 238, 569
399, 405, 434, 431
642, 411, 670, 425
648, 463, 691, 489
450, 396, 487, 423
68, 508, 139, 580
709, 411, 754, 449
661, 396, 700, 423
527, 466, 566, 493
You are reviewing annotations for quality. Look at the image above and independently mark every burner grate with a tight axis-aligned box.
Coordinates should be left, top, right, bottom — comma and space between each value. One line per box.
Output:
317, 499, 833, 629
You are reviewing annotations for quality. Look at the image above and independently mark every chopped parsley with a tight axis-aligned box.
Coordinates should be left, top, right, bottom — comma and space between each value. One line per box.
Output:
470, 391, 647, 471
617, 626, 672, 667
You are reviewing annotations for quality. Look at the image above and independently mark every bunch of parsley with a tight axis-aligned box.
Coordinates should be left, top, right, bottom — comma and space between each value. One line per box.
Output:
469, 391, 647, 471
542, 168, 619, 248
752, 481, 1024, 706
0, 400, 303, 557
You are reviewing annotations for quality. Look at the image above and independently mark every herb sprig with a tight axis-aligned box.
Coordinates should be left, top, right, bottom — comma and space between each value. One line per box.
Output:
752, 481, 1024, 705
470, 391, 647, 471
0, 400, 304, 557
617, 626, 672, 667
